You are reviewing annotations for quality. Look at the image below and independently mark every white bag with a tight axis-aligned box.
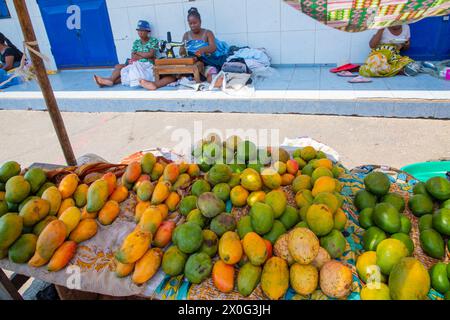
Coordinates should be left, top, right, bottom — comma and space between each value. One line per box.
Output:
120, 61, 154, 87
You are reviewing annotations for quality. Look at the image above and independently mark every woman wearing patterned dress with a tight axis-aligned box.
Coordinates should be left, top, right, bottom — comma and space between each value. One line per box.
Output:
94, 20, 159, 87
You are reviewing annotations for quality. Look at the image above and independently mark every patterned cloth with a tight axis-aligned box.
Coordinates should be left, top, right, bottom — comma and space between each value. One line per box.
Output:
284, 0, 450, 32
131, 37, 159, 63
359, 44, 413, 77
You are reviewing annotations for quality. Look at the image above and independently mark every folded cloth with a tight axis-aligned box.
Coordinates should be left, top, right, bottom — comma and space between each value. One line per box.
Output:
120, 61, 154, 87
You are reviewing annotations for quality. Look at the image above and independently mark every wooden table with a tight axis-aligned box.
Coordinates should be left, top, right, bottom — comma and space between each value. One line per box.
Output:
154, 57, 201, 83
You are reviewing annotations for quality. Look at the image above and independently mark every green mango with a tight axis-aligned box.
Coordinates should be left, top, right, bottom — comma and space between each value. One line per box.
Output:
358, 208, 374, 229
399, 215, 412, 234
381, 193, 405, 213
263, 220, 286, 245
419, 214, 433, 232
320, 229, 346, 259
279, 205, 299, 230
409, 194, 434, 217
432, 208, 450, 236
429, 262, 450, 294
354, 190, 377, 211
363, 226, 387, 251
237, 215, 254, 239
161, 246, 187, 276
373, 203, 401, 234
420, 229, 445, 259
184, 252, 212, 284
0, 161, 21, 183
391, 233, 414, 256
24, 168, 47, 194
237, 262, 262, 297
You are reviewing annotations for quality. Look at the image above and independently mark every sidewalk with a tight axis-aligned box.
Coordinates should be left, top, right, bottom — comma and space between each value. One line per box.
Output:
1, 66, 449, 118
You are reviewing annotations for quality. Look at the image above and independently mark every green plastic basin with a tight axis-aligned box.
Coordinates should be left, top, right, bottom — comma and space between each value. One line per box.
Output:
401, 161, 450, 182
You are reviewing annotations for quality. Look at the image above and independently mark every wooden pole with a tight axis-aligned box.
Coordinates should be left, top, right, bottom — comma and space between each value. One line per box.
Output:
13, 0, 77, 166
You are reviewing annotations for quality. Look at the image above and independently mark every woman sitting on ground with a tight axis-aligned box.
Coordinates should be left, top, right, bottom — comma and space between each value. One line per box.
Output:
0, 33, 23, 71
359, 24, 414, 77
94, 20, 158, 87
140, 7, 227, 90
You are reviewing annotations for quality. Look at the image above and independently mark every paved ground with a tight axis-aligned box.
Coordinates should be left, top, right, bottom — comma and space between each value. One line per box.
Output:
1, 66, 449, 118
0, 110, 449, 170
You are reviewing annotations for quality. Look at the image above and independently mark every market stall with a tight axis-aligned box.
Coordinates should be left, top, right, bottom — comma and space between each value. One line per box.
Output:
1, 138, 449, 300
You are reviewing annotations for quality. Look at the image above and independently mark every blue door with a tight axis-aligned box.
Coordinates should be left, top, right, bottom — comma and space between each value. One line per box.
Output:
406, 15, 450, 61
38, 0, 118, 68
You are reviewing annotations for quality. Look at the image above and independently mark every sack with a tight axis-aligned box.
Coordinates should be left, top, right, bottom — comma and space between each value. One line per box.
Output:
120, 61, 154, 87
210, 70, 252, 91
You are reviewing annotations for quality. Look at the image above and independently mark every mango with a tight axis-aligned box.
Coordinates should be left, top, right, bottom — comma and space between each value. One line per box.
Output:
71, 184, 88, 209
153, 221, 176, 248
212, 183, 231, 202
173, 222, 203, 254
8, 233, 37, 264
81, 206, 97, 220
197, 192, 225, 218
306, 204, 334, 237
243, 232, 268, 266
86, 179, 109, 213
59, 206, 82, 235
5, 176, 30, 204
36, 182, 56, 197
389, 257, 430, 300
57, 198, 76, 218
162, 245, 187, 276
290, 263, 319, 296
281, 173, 295, 186
261, 257, 289, 300
313, 192, 339, 214
162, 163, 180, 184
240, 168, 262, 191
165, 191, 180, 212
33, 216, 57, 237
58, 174, 79, 199
0, 161, 21, 183
229, 185, 248, 207
263, 220, 286, 244
228, 173, 241, 187
137, 180, 154, 202
187, 164, 200, 178
212, 260, 235, 293
134, 201, 150, 223
320, 229, 347, 259
376, 239, 409, 275
218, 231, 243, 265
141, 153, 156, 175
261, 168, 282, 190
179, 195, 198, 216
150, 162, 164, 181
19, 198, 50, 227
115, 259, 134, 278
29, 220, 67, 266
237, 215, 254, 239
185, 252, 213, 284
47, 241, 77, 272
124, 162, 142, 184
288, 227, 320, 264
151, 181, 171, 205
139, 206, 163, 234
420, 229, 445, 259
132, 248, 163, 285
115, 229, 152, 264
295, 190, 314, 209
109, 185, 128, 203
102, 172, 116, 196
238, 262, 262, 296
42, 186, 62, 216
200, 229, 219, 257
292, 175, 312, 193
155, 204, 168, 220
354, 190, 377, 211
311, 176, 336, 197
0, 200, 7, 217
250, 202, 274, 235
187, 209, 206, 228
429, 262, 450, 294
69, 218, 98, 243
279, 206, 299, 230
18, 196, 39, 213
172, 173, 191, 191
98, 200, 120, 225
24, 168, 47, 194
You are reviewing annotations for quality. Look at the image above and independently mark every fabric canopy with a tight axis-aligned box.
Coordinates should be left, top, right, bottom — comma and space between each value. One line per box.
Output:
285, 0, 450, 32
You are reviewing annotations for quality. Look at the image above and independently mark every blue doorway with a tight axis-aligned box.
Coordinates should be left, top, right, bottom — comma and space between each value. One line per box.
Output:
37, 0, 118, 68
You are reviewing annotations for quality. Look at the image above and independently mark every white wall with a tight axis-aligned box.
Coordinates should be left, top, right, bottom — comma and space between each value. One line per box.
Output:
0, 0, 57, 70
106, 0, 376, 65
1, 0, 375, 70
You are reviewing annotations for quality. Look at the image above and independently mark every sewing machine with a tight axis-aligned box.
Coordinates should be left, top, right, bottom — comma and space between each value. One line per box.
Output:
158, 32, 186, 59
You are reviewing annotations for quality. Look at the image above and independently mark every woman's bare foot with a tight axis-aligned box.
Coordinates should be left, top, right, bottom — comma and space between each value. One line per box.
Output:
140, 79, 157, 90
93, 75, 113, 87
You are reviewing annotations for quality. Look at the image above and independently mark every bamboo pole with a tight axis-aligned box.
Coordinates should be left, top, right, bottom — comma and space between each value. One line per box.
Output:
13, 0, 77, 166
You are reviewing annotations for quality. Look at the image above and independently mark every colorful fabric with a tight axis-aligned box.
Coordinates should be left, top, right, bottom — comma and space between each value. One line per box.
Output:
359, 44, 413, 77
284, 0, 450, 32
131, 37, 159, 63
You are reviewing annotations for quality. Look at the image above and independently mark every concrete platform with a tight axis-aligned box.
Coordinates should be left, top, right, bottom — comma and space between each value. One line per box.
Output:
1, 66, 449, 118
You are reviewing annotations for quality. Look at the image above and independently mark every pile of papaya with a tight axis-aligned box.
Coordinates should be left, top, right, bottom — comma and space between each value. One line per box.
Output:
355, 170, 450, 300
0, 160, 128, 271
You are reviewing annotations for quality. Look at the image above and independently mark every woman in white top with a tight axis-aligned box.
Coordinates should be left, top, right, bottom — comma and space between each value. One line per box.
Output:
360, 24, 414, 77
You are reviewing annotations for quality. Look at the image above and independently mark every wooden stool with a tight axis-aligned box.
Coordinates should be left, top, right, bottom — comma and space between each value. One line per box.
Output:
154, 58, 201, 83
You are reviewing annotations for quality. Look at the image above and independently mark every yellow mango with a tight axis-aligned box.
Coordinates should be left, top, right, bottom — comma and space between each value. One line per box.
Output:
115, 229, 152, 264
86, 179, 109, 213
98, 200, 120, 225
165, 192, 180, 212
115, 259, 135, 278
29, 220, 67, 266
218, 231, 243, 265
151, 181, 171, 205
41, 186, 62, 216
139, 206, 163, 234
81, 206, 98, 220
312, 176, 336, 197
19, 198, 50, 227
242, 232, 268, 266
69, 218, 98, 243
47, 241, 77, 272
57, 198, 76, 218
155, 204, 169, 220
58, 173, 79, 199
109, 185, 129, 203
261, 257, 289, 300
59, 206, 81, 234
135, 201, 151, 223
73, 184, 89, 208
132, 248, 163, 284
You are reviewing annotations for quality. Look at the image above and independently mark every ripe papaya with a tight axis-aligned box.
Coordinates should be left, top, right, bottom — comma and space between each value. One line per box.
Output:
86, 179, 109, 213
47, 241, 77, 272
58, 174, 79, 199
69, 218, 98, 243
